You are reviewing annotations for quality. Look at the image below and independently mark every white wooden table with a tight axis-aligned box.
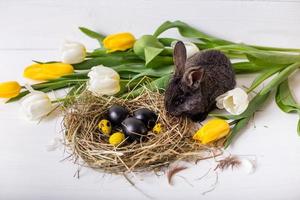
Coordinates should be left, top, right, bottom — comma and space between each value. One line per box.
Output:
0, 0, 300, 199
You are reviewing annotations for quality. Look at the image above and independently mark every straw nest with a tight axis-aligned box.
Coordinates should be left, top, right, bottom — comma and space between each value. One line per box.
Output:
63, 89, 222, 174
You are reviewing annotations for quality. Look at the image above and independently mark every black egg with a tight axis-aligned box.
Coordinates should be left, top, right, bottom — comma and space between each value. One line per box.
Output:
107, 105, 129, 125
121, 117, 148, 141
133, 108, 158, 129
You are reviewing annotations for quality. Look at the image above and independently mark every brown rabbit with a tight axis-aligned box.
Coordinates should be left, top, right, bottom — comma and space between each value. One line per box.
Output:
164, 41, 236, 121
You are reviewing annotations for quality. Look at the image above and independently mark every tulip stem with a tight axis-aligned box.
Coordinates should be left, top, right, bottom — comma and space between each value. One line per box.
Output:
32, 79, 88, 90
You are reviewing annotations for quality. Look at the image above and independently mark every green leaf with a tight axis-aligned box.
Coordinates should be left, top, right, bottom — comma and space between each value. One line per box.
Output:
87, 48, 137, 58
158, 37, 212, 51
144, 47, 164, 66
113, 66, 149, 79
6, 91, 30, 103
247, 51, 300, 66
133, 35, 165, 66
224, 117, 251, 148
214, 44, 300, 66
79, 27, 105, 44
275, 80, 300, 136
111, 64, 147, 74
213, 44, 257, 52
32, 60, 59, 64
240, 91, 270, 119
208, 113, 240, 120
153, 20, 232, 46
154, 21, 300, 53
158, 37, 177, 46
59, 72, 88, 80
260, 62, 300, 96
232, 62, 264, 73
249, 44, 300, 53
40, 81, 78, 93
73, 56, 143, 70
128, 65, 173, 82
247, 66, 284, 92
146, 56, 173, 68
275, 80, 300, 113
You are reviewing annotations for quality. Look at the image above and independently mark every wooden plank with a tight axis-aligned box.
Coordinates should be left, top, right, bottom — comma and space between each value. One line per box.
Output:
0, 0, 300, 50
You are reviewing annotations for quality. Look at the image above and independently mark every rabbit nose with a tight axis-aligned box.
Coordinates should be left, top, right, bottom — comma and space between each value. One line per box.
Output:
167, 109, 181, 116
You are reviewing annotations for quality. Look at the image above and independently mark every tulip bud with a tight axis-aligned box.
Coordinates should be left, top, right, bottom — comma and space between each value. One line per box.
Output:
171, 41, 199, 58
216, 88, 249, 115
23, 63, 74, 81
87, 65, 120, 96
103, 32, 135, 53
21, 91, 53, 120
0, 81, 21, 98
193, 118, 230, 144
61, 41, 86, 64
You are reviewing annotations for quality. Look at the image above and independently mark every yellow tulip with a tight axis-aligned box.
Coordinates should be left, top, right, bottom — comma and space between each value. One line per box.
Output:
23, 63, 74, 81
103, 32, 136, 53
0, 81, 21, 98
193, 118, 230, 144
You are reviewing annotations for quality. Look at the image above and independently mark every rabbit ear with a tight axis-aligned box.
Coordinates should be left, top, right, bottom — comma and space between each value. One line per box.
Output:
183, 67, 205, 89
173, 41, 187, 75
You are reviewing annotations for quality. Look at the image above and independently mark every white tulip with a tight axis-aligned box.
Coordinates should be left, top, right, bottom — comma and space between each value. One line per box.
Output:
61, 41, 86, 64
171, 41, 200, 58
21, 91, 53, 120
216, 88, 249, 115
87, 65, 120, 96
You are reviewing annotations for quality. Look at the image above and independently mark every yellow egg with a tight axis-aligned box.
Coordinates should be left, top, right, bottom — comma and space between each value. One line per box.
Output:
98, 119, 112, 136
109, 132, 125, 146
152, 123, 162, 134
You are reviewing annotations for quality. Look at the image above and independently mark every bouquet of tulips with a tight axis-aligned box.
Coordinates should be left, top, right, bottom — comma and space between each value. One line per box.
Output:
0, 20, 299, 147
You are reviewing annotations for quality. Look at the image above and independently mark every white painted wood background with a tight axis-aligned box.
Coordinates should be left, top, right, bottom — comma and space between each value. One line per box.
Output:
0, 0, 300, 199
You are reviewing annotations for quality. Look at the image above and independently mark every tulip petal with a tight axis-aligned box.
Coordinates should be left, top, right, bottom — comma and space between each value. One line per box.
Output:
24, 63, 74, 81
88, 66, 120, 80
21, 91, 53, 120
103, 32, 135, 52
0, 81, 21, 98
61, 41, 86, 64
171, 41, 199, 58
216, 88, 249, 115
216, 94, 226, 109
87, 65, 120, 96
193, 118, 230, 144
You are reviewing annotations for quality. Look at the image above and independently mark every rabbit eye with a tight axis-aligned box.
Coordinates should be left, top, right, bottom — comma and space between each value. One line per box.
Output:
185, 91, 192, 97
174, 97, 184, 105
